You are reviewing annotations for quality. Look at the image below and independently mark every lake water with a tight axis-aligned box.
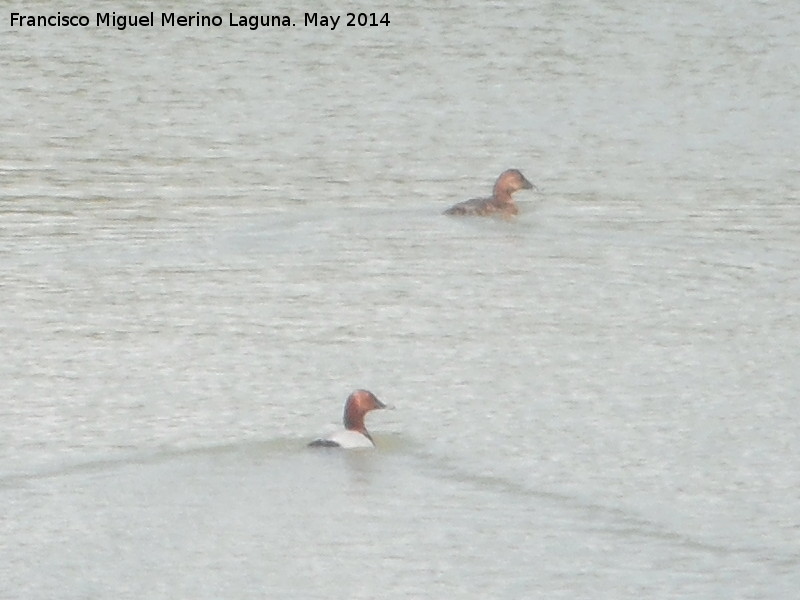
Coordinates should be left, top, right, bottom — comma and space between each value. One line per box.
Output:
2, 1, 799, 598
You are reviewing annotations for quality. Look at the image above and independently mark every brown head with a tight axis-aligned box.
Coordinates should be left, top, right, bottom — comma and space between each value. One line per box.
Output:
342, 389, 387, 437
492, 169, 535, 200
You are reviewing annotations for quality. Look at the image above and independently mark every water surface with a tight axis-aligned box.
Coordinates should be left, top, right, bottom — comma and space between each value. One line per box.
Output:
2, 1, 799, 598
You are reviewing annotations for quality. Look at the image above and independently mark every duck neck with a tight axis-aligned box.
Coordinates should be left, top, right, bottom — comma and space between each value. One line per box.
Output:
492, 184, 515, 204
344, 405, 367, 435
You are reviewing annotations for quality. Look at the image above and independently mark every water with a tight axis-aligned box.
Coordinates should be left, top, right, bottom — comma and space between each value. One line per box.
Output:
2, 1, 799, 598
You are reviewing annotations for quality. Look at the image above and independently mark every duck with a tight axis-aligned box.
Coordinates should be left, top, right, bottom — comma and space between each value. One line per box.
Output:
308, 390, 389, 448
443, 169, 535, 216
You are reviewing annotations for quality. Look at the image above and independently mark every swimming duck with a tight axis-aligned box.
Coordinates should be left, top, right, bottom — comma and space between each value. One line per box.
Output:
308, 390, 388, 448
444, 169, 534, 216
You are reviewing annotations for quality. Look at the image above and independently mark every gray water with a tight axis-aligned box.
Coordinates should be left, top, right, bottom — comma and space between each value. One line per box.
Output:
2, 1, 799, 598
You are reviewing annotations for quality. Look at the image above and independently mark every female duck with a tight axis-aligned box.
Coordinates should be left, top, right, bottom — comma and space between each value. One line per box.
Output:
308, 390, 389, 448
444, 169, 534, 216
